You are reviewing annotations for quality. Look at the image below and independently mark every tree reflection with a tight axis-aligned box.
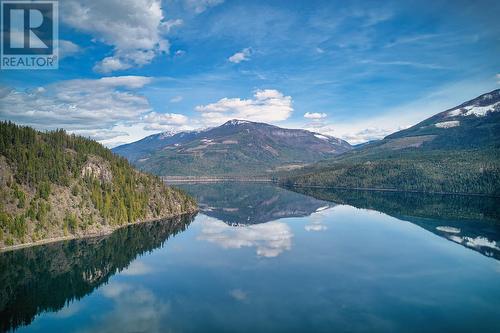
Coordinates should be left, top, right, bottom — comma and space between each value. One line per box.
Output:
0, 214, 194, 332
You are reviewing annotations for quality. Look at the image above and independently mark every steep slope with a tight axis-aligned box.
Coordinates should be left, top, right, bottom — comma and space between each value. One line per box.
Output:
385, 89, 500, 149
114, 120, 352, 176
0, 122, 197, 249
279, 90, 500, 195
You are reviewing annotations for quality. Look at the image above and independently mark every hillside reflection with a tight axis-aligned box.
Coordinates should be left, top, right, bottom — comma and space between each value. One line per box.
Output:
179, 182, 333, 225
0, 214, 194, 332
288, 187, 500, 260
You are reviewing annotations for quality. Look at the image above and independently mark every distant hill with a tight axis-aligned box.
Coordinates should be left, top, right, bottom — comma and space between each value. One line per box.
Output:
0, 122, 197, 250
385, 89, 500, 148
279, 89, 500, 195
113, 120, 352, 176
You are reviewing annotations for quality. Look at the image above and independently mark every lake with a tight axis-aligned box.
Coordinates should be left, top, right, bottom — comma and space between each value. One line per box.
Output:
1, 183, 500, 333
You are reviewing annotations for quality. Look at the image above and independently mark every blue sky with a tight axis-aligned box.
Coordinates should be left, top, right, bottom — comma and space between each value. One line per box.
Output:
1, 0, 499, 146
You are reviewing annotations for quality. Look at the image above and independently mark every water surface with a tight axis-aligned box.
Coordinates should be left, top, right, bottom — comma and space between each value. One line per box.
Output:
1, 183, 500, 333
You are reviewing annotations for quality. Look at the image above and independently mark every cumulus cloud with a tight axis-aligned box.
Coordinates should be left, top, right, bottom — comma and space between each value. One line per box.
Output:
61, 0, 171, 73
0, 76, 152, 130
58, 40, 82, 59
304, 112, 327, 120
185, 0, 224, 13
228, 48, 252, 63
340, 127, 398, 144
142, 112, 189, 130
195, 89, 293, 125
197, 218, 293, 258
305, 121, 406, 145
0, 76, 192, 145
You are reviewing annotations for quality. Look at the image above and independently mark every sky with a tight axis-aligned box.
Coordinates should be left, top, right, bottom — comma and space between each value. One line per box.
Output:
0, 0, 499, 147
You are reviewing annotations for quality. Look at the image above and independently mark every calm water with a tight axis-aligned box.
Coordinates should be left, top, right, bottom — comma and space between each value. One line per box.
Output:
1, 183, 500, 333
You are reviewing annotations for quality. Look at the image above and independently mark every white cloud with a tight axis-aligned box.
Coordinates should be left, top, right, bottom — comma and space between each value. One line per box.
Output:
58, 40, 82, 59
142, 112, 189, 130
0, 76, 152, 131
197, 217, 293, 258
304, 112, 327, 120
195, 89, 293, 125
340, 127, 400, 144
185, 0, 224, 13
170, 95, 183, 103
228, 47, 252, 63
175, 50, 186, 57
0, 76, 193, 147
161, 19, 183, 33
61, 0, 171, 73
302, 78, 497, 145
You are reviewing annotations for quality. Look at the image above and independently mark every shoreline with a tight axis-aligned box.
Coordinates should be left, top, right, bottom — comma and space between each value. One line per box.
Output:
0, 210, 198, 254
164, 176, 273, 184
281, 184, 500, 198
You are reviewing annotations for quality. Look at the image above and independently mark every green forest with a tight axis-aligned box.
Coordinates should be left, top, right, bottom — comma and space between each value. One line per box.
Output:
278, 149, 500, 196
0, 121, 197, 248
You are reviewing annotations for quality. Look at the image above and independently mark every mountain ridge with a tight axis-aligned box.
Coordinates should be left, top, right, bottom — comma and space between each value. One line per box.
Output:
113, 119, 352, 176
278, 89, 500, 196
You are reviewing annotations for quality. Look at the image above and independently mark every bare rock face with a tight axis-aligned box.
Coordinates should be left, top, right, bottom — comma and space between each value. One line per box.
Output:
81, 156, 113, 183
0, 157, 13, 188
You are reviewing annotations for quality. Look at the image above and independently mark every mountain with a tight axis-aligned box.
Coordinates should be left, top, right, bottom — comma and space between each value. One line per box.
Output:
0, 121, 197, 250
385, 89, 500, 149
279, 90, 500, 195
113, 120, 352, 176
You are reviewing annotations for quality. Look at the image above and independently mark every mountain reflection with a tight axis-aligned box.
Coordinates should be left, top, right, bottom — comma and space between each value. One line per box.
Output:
178, 182, 333, 225
0, 214, 194, 332
288, 187, 500, 260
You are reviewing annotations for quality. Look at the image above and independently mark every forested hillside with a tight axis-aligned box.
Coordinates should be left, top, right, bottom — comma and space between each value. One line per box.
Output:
0, 122, 197, 249
279, 90, 500, 196
279, 149, 500, 195
113, 120, 352, 176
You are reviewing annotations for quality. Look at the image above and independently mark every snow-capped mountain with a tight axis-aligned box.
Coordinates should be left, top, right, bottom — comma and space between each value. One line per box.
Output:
113, 120, 352, 176
384, 89, 500, 149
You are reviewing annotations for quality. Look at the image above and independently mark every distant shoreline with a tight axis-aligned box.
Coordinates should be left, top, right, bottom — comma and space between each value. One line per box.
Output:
164, 178, 499, 197
163, 176, 274, 184
281, 184, 500, 198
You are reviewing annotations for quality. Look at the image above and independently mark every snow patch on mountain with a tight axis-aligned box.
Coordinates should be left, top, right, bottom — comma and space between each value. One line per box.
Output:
435, 121, 460, 128
314, 134, 330, 140
224, 120, 252, 126
447, 101, 500, 117
436, 226, 461, 233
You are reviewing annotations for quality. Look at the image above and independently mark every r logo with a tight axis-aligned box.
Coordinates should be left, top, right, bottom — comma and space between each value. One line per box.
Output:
1, 0, 58, 69
2, 2, 53, 54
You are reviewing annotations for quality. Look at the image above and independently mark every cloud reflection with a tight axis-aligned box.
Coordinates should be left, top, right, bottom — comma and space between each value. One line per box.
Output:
198, 218, 293, 257
81, 282, 169, 333
304, 207, 331, 232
